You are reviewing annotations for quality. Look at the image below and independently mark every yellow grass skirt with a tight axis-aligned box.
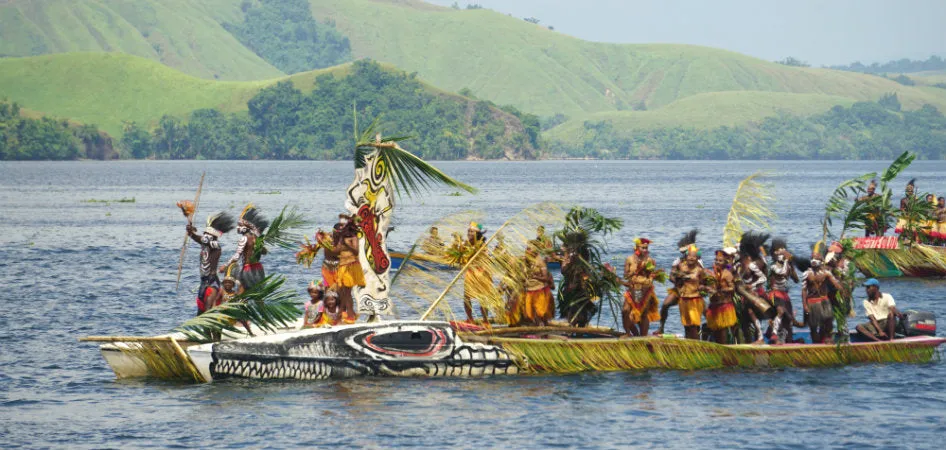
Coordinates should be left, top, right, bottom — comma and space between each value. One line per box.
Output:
337, 262, 365, 288
679, 296, 705, 327
623, 289, 660, 322
706, 301, 737, 330
523, 286, 553, 323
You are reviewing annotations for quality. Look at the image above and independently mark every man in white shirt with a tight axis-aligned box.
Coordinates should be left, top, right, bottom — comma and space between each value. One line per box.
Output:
855, 278, 903, 341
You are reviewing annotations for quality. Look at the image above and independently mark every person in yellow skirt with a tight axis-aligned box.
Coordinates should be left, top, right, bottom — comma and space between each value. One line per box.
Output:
523, 245, 554, 326
335, 214, 364, 321
935, 197, 946, 244
706, 249, 738, 344
673, 244, 707, 340
894, 179, 915, 234
463, 222, 493, 324
622, 238, 662, 336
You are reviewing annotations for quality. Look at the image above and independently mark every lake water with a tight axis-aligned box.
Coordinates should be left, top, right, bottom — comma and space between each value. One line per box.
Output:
1, 160, 945, 449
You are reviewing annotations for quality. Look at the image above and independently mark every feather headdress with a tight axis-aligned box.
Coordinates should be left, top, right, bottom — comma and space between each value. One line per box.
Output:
739, 231, 770, 260
676, 229, 699, 252
205, 212, 235, 237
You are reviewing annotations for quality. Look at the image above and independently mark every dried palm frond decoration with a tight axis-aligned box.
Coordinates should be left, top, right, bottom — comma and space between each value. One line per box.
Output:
397, 203, 569, 323
722, 172, 776, 248
173, 275, 302, 343
392, 210, 485, 320
483, 335, 940, 373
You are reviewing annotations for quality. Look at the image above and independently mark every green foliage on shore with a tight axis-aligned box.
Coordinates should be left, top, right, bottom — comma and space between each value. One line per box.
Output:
127, 60, 539, 160
547, 97, 946, 160
225, 0, 351, 74
1, 99, 115, 160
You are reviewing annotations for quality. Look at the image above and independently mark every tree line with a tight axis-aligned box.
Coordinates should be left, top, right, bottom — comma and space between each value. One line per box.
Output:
829, 55, 946, 74
1, 100, 115, 161
550, 95, 946, 160
120, 60, 541, 160
226, 0, 352, 74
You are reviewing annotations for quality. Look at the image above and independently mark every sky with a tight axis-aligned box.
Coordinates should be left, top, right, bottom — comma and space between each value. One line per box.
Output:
427, 0, 946, 66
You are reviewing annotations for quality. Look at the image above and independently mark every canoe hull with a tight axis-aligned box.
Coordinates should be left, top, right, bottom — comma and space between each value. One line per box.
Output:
187, 321, 520, 382
852, 237, 946, 278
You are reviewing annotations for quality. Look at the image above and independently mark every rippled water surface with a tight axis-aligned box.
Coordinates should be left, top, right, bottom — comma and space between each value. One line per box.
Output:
2, 160, 945, 449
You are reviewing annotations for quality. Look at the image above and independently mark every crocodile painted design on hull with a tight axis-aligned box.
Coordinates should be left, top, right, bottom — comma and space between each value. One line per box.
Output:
204, 322, 520, 380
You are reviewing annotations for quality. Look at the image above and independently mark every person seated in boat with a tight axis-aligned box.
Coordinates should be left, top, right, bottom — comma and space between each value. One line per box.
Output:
523, 245, 555, 327
767, 241, 798, 344
220, 275, 254, 336
656, 229, 700, 335
705, 248, 738, 344
304, 285, 354, 328
801, 246, 841, 344
421, 226, 445, 256
528, 226, 555, 259
855, 278, 904, 341
674, 244, 706, 340
462, 222, 494, 325
621, 238, 661, 336
335, 214, 364, 321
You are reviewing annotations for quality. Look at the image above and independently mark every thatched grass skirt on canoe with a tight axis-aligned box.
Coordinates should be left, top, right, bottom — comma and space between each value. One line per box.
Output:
480, 336, 942, 373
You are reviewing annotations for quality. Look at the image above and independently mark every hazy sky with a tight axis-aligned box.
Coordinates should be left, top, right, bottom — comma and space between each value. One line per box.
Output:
427, 0, 945, 66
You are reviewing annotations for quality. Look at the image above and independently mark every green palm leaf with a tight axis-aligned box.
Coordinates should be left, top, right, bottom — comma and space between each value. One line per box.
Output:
354, 112, 477, 198
821, 173, 875, 241
256, 206, 307, 252
881, 151, 916, 184
174, 275, 302, 343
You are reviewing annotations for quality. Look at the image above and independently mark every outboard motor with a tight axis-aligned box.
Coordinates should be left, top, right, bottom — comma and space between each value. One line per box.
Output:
898, 310, 936, 337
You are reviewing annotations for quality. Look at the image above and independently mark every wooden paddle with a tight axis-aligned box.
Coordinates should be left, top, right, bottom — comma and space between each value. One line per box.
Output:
176, 172, 205, 291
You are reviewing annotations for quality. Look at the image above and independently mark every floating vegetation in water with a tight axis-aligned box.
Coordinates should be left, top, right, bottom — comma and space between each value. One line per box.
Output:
446, 191, 464, 197
80, 197, 136, 205
257, 190, 281, 195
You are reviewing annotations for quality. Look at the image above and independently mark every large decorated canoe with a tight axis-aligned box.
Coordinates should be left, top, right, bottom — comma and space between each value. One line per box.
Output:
85, 321, 944, 382
851, 236, 946, 277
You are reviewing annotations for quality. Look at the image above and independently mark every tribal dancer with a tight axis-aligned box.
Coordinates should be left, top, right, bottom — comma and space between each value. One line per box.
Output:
186, 212, 235, 315
334, 213, 364, 319
463, 222, 493, 324
421, 226, 445, 256
656, 229, 700, 335
767, 239, 798, 344
523, 245, 554, 326
321, 226, 340, 288
221, 205, 268, 290
800, 245, 841, 344
220, 274, 254, 336
857, 179, 883, 237
826, 241, 855, 343
737, 231, 769, 344
622, 238, 661, 336
673, 244, 706, 340
894, 179, 916, 234
706, 249, 738, 344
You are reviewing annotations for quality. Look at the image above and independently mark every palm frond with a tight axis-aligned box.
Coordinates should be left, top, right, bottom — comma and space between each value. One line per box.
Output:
354, 111, 476, 198
881, 151, 916, 184
723, 172, 776, 248
258, 206, 307, 251
821, 173, 875, 242
174, 275, 302, 343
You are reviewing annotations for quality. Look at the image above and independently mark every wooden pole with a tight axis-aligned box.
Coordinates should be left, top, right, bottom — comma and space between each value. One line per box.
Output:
176, 172, 205, 291
420, 216, 514, 320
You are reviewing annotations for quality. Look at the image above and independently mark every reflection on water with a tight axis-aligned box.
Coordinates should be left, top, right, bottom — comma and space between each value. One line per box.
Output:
2, 160, 946, 448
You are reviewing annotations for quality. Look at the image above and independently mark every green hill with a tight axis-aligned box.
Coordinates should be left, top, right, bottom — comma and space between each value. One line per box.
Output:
310, 0, 946, 119
4, 0, 946, 147
0, 53, 538, 162
0, 0, 282, 80
0, 53, 351, 136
